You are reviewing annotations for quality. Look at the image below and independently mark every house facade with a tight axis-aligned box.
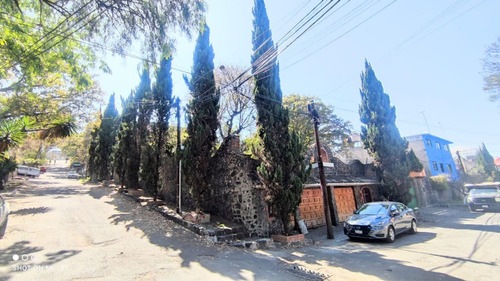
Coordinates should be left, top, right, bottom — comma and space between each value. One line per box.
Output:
406, 133, 459, 180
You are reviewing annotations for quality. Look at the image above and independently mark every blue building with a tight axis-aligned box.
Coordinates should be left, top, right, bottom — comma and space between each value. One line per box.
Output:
406, 134, 459, 181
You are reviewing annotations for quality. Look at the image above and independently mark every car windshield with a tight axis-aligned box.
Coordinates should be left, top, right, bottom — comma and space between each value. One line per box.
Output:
470, 188, 498, 195
355, 204, 389, 215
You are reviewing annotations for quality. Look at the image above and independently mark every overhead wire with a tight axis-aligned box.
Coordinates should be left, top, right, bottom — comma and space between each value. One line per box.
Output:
282, 0, 399, 71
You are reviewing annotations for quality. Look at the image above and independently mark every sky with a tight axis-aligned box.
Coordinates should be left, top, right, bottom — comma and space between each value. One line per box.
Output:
96, 0, 500, 158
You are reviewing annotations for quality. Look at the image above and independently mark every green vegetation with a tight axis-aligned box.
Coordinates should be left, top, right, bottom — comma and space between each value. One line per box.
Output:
183, 23, 220, 211
94, 94, 119, 180
359, 60, 423, 204
283, 94, 351, 153
476, 143, 500, 182
251, 0, 309, 234
429, 175, 449, 194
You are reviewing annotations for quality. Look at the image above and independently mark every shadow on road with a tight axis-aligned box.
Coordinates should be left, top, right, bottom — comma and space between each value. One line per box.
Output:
0, 241, 43, 267
99, 186, 286, 281
10, 207, 52, 216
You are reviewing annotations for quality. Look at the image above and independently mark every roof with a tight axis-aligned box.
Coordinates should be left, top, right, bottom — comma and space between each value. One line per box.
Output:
364, 201, 401, 205
305, 175, 378, 187
405, 133, 453, 145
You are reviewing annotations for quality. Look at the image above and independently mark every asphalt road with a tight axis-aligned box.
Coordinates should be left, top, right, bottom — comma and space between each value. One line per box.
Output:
1, 165, 499, 281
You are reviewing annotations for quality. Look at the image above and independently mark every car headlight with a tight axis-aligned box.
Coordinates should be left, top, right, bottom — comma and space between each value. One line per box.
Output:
371, 221, 385, 228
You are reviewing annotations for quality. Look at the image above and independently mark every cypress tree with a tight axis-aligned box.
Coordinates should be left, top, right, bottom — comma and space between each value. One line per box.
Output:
114, 92, 139, 189
183, 23, 220, 211
95, 93, 119, 180
251, 0, 309, 234
476, 143, 499, 181
87, 122, 99, 181
359, 60, 421, 204
135, 68, 154, 189
150, 55, 173, 200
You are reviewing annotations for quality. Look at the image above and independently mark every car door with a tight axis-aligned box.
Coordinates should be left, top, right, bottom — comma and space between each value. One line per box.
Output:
389, 204, 404, 233
397, 203, 411, 229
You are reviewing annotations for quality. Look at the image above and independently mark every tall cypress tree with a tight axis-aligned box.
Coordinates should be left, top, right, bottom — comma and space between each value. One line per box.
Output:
114, 92, 139, 189
183, 23, 220, 211
251, 0, 309, 234
135, 68, 154, 189
150, 54, 173, 200
95, 93, 119, 180
87, 122, 99, 181
359, 60, 421, 204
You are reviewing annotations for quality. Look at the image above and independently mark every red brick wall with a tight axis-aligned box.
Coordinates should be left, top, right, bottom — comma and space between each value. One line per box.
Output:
299, 188, 325, 228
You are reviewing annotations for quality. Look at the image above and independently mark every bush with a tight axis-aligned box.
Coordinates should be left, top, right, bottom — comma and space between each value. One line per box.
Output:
430, 175, 449, 194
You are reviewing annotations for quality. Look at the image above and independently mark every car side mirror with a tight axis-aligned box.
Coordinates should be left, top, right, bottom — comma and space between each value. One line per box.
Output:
390, 210, 399, 217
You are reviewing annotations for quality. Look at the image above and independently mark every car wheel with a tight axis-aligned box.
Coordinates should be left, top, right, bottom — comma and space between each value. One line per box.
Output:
409, 220, 417, 234
0, 217, 8, 239
385, 226, 395, 243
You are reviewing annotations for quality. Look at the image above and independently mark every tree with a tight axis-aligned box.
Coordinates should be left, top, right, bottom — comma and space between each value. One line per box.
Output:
284, 94, 351, 152
134, 68, 154, 189
183, 23, 220, 211
113, 92, 139, 189
2, 0, 205, 59
1, 0, 204, 94
1, 0, 204, 150
476, 143, 499, 181
251, 0, 309, 234
95, 93, 118, 180
359, 60, 422, 204
482, 37, 500, 103
0, 156, 17, 190
87, 119, 100, 181
214, 65, 256, 140
150, 55, 174, 199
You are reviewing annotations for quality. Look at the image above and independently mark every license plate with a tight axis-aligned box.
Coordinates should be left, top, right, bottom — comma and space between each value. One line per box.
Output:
355, 230, 363, 234
482, 205, 489, 208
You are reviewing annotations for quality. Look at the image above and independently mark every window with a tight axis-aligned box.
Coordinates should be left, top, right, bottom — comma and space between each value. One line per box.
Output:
436, 142, 441, 149
361, 187, 373, 203
426, 139, 432, 147
447, 164, 453, 173
440, 163, 445, 173
432, 161, 438, 170
444, 145, 449, 151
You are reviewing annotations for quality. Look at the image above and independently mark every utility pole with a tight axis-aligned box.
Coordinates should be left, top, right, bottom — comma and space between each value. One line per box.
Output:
175, 97, 182, 214
308, 101, 334, 239
456, 151, 468, 182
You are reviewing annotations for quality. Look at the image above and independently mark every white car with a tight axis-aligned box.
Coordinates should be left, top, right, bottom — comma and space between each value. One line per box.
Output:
0, 195, 10, 238
67, 171, 79, 179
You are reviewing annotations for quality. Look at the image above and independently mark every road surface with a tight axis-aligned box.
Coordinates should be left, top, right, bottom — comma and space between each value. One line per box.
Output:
1, 165, 499, 280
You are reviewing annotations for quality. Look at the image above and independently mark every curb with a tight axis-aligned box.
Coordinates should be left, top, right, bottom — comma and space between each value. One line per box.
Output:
117, 189, 275, 250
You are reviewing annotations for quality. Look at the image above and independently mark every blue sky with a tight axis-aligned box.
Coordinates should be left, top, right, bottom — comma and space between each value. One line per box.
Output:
96, 0, 500, 158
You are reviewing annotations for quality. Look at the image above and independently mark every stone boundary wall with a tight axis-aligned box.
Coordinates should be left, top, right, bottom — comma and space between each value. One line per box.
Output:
206, 137, 269, 237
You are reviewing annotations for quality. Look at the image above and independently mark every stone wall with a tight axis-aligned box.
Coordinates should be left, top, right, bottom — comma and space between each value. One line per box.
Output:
205, 137, 269, 237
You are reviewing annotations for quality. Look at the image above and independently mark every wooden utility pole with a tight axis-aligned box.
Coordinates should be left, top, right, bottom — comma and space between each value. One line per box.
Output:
175, 97, 182, 214
456, 151, 468, 182
308, 101, 334, 239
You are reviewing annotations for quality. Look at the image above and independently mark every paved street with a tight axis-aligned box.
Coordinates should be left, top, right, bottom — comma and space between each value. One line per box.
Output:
1, 166, 499, 281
